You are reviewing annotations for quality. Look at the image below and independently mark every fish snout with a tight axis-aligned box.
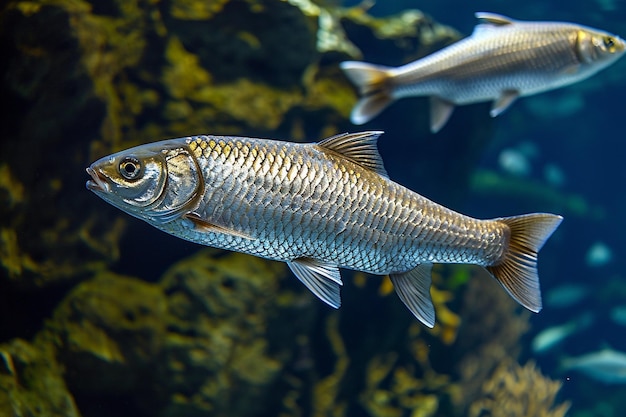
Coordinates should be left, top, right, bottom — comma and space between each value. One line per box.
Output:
86, 167, 110, 193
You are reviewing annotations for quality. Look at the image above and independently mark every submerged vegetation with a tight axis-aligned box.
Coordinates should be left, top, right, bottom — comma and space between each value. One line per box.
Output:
0, 0, 575, 416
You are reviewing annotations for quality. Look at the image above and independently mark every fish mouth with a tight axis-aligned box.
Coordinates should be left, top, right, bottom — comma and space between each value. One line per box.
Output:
86, 167, 110, 193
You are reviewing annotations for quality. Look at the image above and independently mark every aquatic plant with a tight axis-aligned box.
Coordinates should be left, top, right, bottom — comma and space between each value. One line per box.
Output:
449, 268, 531, 415
0, 1, 554, 416
29, 250, 311, 417
0, 336, 81, 417
469, 359, 570, 417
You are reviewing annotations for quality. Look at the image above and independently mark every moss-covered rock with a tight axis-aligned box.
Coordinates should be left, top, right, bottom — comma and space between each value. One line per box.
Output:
0, 1, 535, 416
32, 251, 313, 417
154, 249, 313, 417
0, 336, 81, 417
47, 271, 168, 397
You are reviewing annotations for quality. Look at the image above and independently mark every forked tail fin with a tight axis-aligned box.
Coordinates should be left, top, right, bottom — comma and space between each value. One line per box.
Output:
339, 61, 394, 125
487, 213, 563, 313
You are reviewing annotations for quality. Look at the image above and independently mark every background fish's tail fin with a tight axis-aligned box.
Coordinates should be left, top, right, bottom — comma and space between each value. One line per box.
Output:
487, 213, 563, 313
340, 61, 394, 125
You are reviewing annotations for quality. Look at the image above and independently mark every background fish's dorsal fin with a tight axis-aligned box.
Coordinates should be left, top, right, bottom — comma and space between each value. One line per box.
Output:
316, 131, 389, 178
473, 12, 515, 36
475, 12, 515, 26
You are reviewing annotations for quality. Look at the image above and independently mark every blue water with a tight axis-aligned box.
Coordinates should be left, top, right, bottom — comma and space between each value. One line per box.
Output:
2, 1, 626, 416
352, 1, 626, 414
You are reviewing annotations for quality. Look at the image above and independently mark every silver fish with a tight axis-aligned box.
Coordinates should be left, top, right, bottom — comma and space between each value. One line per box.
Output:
86, 131, 562, 327
531, 312, 593, 354
562, 348, 626, 384
341, 12, 625, 132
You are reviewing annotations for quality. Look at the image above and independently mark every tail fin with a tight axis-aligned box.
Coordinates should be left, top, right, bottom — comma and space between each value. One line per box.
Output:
339, 61, 394, 125
487, 213, 563, 313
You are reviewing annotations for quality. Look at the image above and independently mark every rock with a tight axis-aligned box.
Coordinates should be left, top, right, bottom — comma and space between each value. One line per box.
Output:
0, 337, 81, 417
47, 271, 168, 396
154, 249, 308, 417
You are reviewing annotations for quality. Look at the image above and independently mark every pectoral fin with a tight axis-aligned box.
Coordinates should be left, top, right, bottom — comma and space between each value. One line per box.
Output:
390, 264, 435, 328
288, 258, 343, 308
560, 64, 580, 75
430, 97, 455, 133
490, 90, 519, 117
182, 213, 255, 240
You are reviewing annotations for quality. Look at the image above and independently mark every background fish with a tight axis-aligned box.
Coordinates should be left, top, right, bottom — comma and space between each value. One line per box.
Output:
86, 131, 562, 327
531, 312, 593, 354
562, 348, 626, 384
341, 12, 625, 132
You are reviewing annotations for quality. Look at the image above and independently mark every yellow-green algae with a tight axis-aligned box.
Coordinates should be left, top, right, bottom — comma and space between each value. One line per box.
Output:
449, 268, 533, 415
0, 0, 153, 286
1, 0, 464, 287
171, 0, 230, 20
23, 250, 306, 416
156, 249, 298, 417
0, 1, 572, 416
0, 163, 25, 208
469, 360, 571, 417
312, 314, 349, 417
0, 336, 81, 417
2, 256, 571, 417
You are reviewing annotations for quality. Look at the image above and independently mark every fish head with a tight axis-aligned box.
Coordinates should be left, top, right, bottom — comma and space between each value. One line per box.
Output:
576, 27, 626, 67
86, 140, 203, 224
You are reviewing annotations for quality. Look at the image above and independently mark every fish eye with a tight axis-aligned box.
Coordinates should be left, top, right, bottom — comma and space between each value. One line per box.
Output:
604, 36, 616, 51
119, 156, 142, 180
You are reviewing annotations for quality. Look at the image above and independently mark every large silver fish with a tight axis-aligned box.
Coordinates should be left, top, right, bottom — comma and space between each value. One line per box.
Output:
341, 12, 625, 132
86, 131, 562, 327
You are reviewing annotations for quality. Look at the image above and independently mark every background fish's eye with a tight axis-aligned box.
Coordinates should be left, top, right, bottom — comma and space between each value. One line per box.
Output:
604, 36, 616, 51
119, 156, 142, 180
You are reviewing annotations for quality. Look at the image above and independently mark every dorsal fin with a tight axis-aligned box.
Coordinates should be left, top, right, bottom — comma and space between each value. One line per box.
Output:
316, 131, 388, 178
472, 13, 516, 37
475, 12, 515, 26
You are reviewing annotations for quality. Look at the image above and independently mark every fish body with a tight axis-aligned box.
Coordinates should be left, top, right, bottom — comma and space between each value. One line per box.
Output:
86, 131, 562, 327
562, 348, 626, 384
340, 12, 625, 132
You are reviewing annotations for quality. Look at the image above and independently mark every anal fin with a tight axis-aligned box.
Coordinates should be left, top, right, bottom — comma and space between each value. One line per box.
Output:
390, 263, 435, 328
287, 258, 343, 308
430, 97, 455, 133
490, 90, 519, 117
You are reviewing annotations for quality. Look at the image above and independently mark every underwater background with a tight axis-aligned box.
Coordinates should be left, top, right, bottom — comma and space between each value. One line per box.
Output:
1, 0, 625, 416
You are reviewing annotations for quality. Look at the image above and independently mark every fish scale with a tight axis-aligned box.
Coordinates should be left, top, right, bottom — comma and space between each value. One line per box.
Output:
86, 131, 562, 326
163, 135, 511, 273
